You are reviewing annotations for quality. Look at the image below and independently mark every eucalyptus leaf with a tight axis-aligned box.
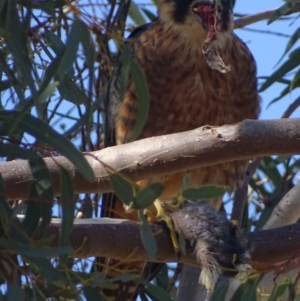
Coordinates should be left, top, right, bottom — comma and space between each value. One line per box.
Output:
134, 183, 164, 209
109, 173, 135, 206
130, 60, 150, 140
129, 2, 147, 25
7, 281, 23, 301
181, 186, 227, 200
145, 283, 173, 301
0, 238, 71, 258
268, 283, 289, 301
0, 110, 94, 181
260, 47, 300, 92
2, 0, 36, 95
138, 210, 157, 260
59, 167, 75, 263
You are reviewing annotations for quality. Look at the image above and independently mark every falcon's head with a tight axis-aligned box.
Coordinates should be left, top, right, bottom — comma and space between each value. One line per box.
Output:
158, 0, 233, 37
158, 0, 233, 72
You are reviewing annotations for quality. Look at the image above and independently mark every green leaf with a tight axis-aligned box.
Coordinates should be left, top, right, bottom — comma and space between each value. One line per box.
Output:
45, 24, 90, 105
16, 0, 68, 10
7, 281, 23, 301
59, 167, 75, 263
134, 183, 164, 209
178, 231, 186, 255
259, 47, 300, 92
0, 173, 11, 219
112, 273, 136, 283
56, 75, 89, 105
129, 2, 147, 25
268, 283, 289, 301
78, 19, 95, 102
22, 200, 41, 237
181, 174, 191, 191
1, 0, 36, 95
56, 20, 81, 77
181, 185, 227, 200
138, 210, 157, 260
0, 110, 94, 181
36, 82, 59, 104
140, 292, 150, 301
0, 143, 39, 159
109, 173, 135, 206
295, 294, 300, 301
155, 264, 169, 291
260, 157, 282, 187
210, 282, 229, 301
27, 157, 54, 236
231, 273, 262, 301
29, 157, 53, 200
83, 286, 104, 301
130, 60, 150, 140
276, 27, 300, 66
0, 238, 71, 258
291, 67, 300, 90
27, 257, 68, 283
142, 8, 157, 22
0, 0, 7, 14
145, 283, 173, 301
78, 20, 95, 73
118, 43, 131, 104
45, 30, 65, 55
267, 85, 291, 108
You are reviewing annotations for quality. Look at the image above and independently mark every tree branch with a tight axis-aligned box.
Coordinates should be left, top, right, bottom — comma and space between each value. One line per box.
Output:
262, 181, 300, 230
34, 217, 300, 272
234, 4, 300, 29
2, 119, 300, 200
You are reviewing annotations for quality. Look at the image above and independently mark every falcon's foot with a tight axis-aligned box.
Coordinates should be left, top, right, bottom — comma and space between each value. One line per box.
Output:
144, 199, 180, 256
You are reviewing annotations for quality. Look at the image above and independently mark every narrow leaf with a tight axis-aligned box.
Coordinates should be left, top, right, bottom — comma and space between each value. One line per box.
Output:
0, 143, 39, 159
3, 0, 36, 95
109, 173, 135, 206
259, 47, 300, 92
7, 281, 23, 301
0, 238, 71, 258
268, 283, 289, 301
0, 173, 11, 219
129, 2, 147, 25
134, 183, 164, 209
130, 60, 150, 140
118, 43, 131, 103
181, 186, 227, 200
28, 157, 53, 235
59, 167, 75, 263
0, 110, 94, 180
145, 283, 173, 301
56, 20, 81, 77
138, 210, 157, 260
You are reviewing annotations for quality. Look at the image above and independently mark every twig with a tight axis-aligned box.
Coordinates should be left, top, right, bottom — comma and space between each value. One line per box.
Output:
234, 4, 300, 29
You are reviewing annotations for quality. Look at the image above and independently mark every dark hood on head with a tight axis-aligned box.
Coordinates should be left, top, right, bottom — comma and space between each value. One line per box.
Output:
172, 0, 232, 30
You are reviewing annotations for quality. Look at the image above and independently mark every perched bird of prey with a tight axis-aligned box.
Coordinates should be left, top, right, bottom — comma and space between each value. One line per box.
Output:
101, 0, 260, 299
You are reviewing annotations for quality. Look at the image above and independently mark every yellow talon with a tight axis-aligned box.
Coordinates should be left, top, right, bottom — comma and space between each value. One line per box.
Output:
145, 200, 180, 255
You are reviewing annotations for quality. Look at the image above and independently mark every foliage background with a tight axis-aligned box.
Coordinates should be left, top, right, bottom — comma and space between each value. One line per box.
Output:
0, 0, 300, 300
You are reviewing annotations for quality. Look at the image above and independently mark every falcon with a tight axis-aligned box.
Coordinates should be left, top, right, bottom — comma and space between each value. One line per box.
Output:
100, 0, 260, 299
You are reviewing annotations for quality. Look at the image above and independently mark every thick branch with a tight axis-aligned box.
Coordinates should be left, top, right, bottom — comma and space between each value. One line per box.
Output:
41, 217, 300, 272
2, 119, 300, 200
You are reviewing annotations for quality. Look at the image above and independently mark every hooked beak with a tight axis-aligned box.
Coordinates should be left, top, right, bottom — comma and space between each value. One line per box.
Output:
190, 0, 232, 32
